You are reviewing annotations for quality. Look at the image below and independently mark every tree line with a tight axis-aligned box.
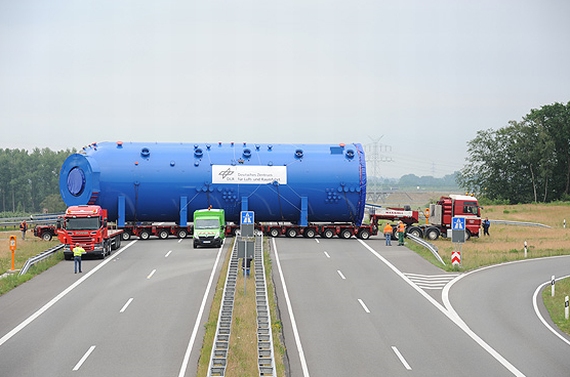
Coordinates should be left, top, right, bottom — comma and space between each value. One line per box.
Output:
0, 148, 73, 216
458, 101, 570, 204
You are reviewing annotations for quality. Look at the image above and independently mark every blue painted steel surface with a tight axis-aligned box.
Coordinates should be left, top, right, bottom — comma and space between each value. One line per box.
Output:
59, 141, 367, 225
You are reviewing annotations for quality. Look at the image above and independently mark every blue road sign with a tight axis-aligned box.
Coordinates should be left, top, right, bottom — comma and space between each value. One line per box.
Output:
241, 211, 254, 225
452, 217, 465, 230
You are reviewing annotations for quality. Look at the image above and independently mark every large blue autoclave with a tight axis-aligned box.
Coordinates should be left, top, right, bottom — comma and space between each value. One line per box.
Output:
59, 141, 367, 227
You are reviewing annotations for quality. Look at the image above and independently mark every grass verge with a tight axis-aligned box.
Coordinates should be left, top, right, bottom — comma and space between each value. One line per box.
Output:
542, 277, 570, 336
0, 230, 60, 295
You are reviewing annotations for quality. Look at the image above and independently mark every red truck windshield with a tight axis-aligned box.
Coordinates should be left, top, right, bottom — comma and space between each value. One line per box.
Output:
66, 217, 101, 230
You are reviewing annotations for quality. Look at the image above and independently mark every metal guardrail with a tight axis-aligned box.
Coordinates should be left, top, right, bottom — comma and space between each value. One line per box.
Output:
406, 234, 445, 266
19, 244, 65, 276
490, 220, 551, 228
0, 213, 64, 228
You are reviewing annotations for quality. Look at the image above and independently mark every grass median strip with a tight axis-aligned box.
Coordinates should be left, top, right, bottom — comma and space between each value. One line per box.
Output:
196, 239, 285, 376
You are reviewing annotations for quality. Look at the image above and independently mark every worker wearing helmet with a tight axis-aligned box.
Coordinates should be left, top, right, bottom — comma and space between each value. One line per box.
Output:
383, 223, 393, 246
397, 221, 406, 246
72, 243, 86, 274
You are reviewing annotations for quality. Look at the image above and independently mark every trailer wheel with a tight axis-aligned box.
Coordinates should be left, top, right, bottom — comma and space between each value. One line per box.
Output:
177, 229, 188, 239
122, 231, 131, 241
269, 228, 280, 237
357, 229, 370, 240
286, 228, 298, 238
304, 228, 316, 238
425, 227, 440, 240
139, 230, 151, 240
158, 229, 169, 239
340, 229, 352, 239
42, 232, 53, 241
322, 228, 334, 239
407, 227, 423, 238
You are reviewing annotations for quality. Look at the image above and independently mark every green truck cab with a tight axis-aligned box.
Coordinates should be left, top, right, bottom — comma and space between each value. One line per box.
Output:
193, 208, 226, 248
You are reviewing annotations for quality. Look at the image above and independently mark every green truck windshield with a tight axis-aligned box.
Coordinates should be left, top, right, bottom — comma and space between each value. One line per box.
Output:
195, 218, 221, 229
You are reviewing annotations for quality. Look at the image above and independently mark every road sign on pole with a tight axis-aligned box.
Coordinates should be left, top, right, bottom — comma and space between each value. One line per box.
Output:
451, 217, 466, 243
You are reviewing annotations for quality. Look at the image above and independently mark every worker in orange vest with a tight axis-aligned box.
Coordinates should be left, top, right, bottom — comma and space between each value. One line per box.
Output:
383, 223, 393, 246
397, 221, 406, 246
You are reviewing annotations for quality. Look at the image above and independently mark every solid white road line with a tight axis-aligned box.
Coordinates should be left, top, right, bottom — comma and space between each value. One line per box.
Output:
0, 241, 138, 348
119, 298, 134, 313
272, 237, 311, 377
533, 274, 570, 347
358, 299, 370, 313
337, 270, 346, 280
177, 242, 224, 377
391, 346, 412, 370
360, 239, 526, 377
73, 345, 96, 371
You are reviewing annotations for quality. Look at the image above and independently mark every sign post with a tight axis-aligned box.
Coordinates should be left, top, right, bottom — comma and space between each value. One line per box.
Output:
451, 217, 465, 267
239, 211, 255, 294
9, 235, 17, 271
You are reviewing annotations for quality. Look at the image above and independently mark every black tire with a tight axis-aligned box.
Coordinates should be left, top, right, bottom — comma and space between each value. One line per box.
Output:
340, 229, 352, 239
42, 232, 53, 241
158, 229, 169, 240
177, 229, 188, 239
286, 228, 298, 238
64, 253, 72, 261
465, 230, 471, 241
425, 227, 440, 240
304, 228, 316, 238
193, 240, 198, 249
322, 228, 334, 239
407, 226, 423, 238
122, 231, 131, 241
111, 235, 121, 250
269, 228, 280, 237
139, 230, 150, 240
357, 229, 370, 240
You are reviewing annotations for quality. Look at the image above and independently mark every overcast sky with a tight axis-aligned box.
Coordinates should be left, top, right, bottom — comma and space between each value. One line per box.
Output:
1, 0, 569, 178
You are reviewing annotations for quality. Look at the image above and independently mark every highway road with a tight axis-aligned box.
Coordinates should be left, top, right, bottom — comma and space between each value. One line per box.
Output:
2, 236, 570, 376
0, 239, 227, 377
272, 237, 570, 377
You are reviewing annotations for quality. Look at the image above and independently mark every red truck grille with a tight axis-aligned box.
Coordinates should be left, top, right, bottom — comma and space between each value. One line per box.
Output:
70, 236, 95, 251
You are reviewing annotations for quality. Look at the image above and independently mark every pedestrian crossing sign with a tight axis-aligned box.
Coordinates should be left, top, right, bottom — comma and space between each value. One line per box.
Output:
452, 217, 465, 230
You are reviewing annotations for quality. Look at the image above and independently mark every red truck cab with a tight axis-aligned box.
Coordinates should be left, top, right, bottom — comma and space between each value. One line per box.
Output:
58, 205, 123, 259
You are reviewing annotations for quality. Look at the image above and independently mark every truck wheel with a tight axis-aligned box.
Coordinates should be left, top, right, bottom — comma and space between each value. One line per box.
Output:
193, 240, 198, 249
340, 229, 352, 239
407, 227, 422, 238
112, 235, 121, 250
42, 232, 53, 241
158, 229, 169, 239
425, 227, 440, 240
304, 228, 316, 238
286, 228, 298, 238
139, 230, 150, 240
122, 232, 131, 241
357, 229, 370, 240
322, 228, 334, 239
177, 229, 188, 239
269, 228, 280, 237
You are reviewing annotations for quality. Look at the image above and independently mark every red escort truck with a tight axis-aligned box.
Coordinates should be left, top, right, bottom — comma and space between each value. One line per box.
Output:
57, 205, 123, 260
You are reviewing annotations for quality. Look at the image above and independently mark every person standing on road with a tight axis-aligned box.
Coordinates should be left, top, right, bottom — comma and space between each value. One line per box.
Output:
73, 243, 86, 274
397, 221, 406, 246
20, 220, 27, 240
482, 217, 491, 236
383, 223, 393, 246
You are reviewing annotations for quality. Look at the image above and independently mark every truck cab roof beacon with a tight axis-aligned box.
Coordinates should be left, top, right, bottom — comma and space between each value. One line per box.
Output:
59, 141, 367, 226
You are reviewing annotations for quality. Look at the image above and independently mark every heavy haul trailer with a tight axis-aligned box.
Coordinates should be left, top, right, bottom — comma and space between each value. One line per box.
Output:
58, 141, 367, 237
57, 141, 480, 241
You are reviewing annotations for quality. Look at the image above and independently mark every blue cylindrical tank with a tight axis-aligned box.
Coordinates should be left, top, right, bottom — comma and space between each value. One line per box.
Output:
59, 141, 367, 225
